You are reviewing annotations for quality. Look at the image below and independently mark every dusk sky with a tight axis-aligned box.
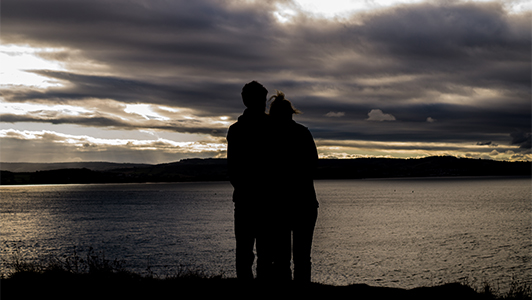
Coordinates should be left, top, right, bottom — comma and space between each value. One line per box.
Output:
1, 0, 530, 164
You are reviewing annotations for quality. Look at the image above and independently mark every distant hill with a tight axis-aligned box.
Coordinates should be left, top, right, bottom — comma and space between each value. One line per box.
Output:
1, 157, 530, 185
0, 162, 150, 173
315, 156, 531, 179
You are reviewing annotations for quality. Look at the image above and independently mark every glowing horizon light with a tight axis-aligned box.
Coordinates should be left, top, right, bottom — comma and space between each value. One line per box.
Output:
0, 44, 67, 88
0, 128, 226, 153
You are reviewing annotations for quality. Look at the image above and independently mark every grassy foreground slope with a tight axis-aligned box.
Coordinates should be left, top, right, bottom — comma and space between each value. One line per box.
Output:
1, 250, 529, 300
1, 270, 492, 300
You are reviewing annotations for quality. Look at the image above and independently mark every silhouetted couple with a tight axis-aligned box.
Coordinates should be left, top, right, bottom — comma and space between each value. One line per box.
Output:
227, 81, 319, 283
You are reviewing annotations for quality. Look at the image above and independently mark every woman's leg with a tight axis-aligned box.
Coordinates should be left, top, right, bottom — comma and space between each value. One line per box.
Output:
292, 207, 318, 282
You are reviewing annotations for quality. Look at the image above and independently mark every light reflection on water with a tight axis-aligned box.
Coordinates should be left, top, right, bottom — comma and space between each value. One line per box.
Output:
312, 178, 531, 290
1, 178, 530, 292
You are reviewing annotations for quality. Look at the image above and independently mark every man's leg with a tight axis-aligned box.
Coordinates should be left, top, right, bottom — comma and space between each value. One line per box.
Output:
255, 205, 277, 281
235, 204, 255, 280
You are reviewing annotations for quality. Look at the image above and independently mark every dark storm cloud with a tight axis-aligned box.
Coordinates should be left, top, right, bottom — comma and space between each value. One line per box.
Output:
1, 0, 530, 156
511, 131, 532, 149
2, 0, 282, 73
3, 70, 244, 117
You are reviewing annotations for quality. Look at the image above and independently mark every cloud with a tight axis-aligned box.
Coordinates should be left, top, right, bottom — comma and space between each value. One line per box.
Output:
366, 109, 396, 121
0, 100, 232, 136
510, 130, 532, 149
314, 138, 530, 161
0, 129, 226, 163
476, 141, 499, 146
0, 0, 530, 163
325, 111, 345, 117
0, 129, 226, 152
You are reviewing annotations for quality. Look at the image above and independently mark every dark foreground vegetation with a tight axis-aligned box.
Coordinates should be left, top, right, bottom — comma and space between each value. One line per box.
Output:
1, 249, 530, 300
1, 156, 531, 185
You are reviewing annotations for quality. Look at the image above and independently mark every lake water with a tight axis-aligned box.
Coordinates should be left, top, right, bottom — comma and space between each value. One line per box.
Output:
1, 177, 530, 292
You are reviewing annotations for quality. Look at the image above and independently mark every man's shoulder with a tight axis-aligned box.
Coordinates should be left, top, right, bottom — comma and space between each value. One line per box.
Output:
227, 121, 241, 139
228, 121, 240, 131
231, 114, 270, 128
228, 115, 246, 130
227, 116, 270, 140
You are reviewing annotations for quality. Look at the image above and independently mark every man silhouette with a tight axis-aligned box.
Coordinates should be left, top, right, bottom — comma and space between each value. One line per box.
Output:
227, 81, 273, 280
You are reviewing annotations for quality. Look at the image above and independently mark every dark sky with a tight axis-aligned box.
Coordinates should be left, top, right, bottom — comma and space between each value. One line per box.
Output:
1, 0, 530, 163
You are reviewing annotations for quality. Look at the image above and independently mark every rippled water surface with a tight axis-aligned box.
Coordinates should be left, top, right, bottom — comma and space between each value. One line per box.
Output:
1, 177, 530, 291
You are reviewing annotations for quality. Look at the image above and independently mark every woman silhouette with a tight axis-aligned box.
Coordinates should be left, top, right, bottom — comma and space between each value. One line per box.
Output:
268, 91, 319, 282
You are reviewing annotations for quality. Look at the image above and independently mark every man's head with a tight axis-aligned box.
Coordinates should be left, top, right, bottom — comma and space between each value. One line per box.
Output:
241, 81, 268, 112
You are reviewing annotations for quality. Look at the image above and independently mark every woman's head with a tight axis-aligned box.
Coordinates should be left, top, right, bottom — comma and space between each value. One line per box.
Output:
269, 91, 300, 120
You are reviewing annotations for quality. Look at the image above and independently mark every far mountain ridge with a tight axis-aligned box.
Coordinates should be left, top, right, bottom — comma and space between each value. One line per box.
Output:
1, 156, 530, 185
0, 161, 151, 173
1, 156, 528, 173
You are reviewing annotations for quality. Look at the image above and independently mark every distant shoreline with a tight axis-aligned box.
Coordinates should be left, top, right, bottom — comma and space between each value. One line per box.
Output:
1, 175, 530, 188
1, 156, 530, 185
